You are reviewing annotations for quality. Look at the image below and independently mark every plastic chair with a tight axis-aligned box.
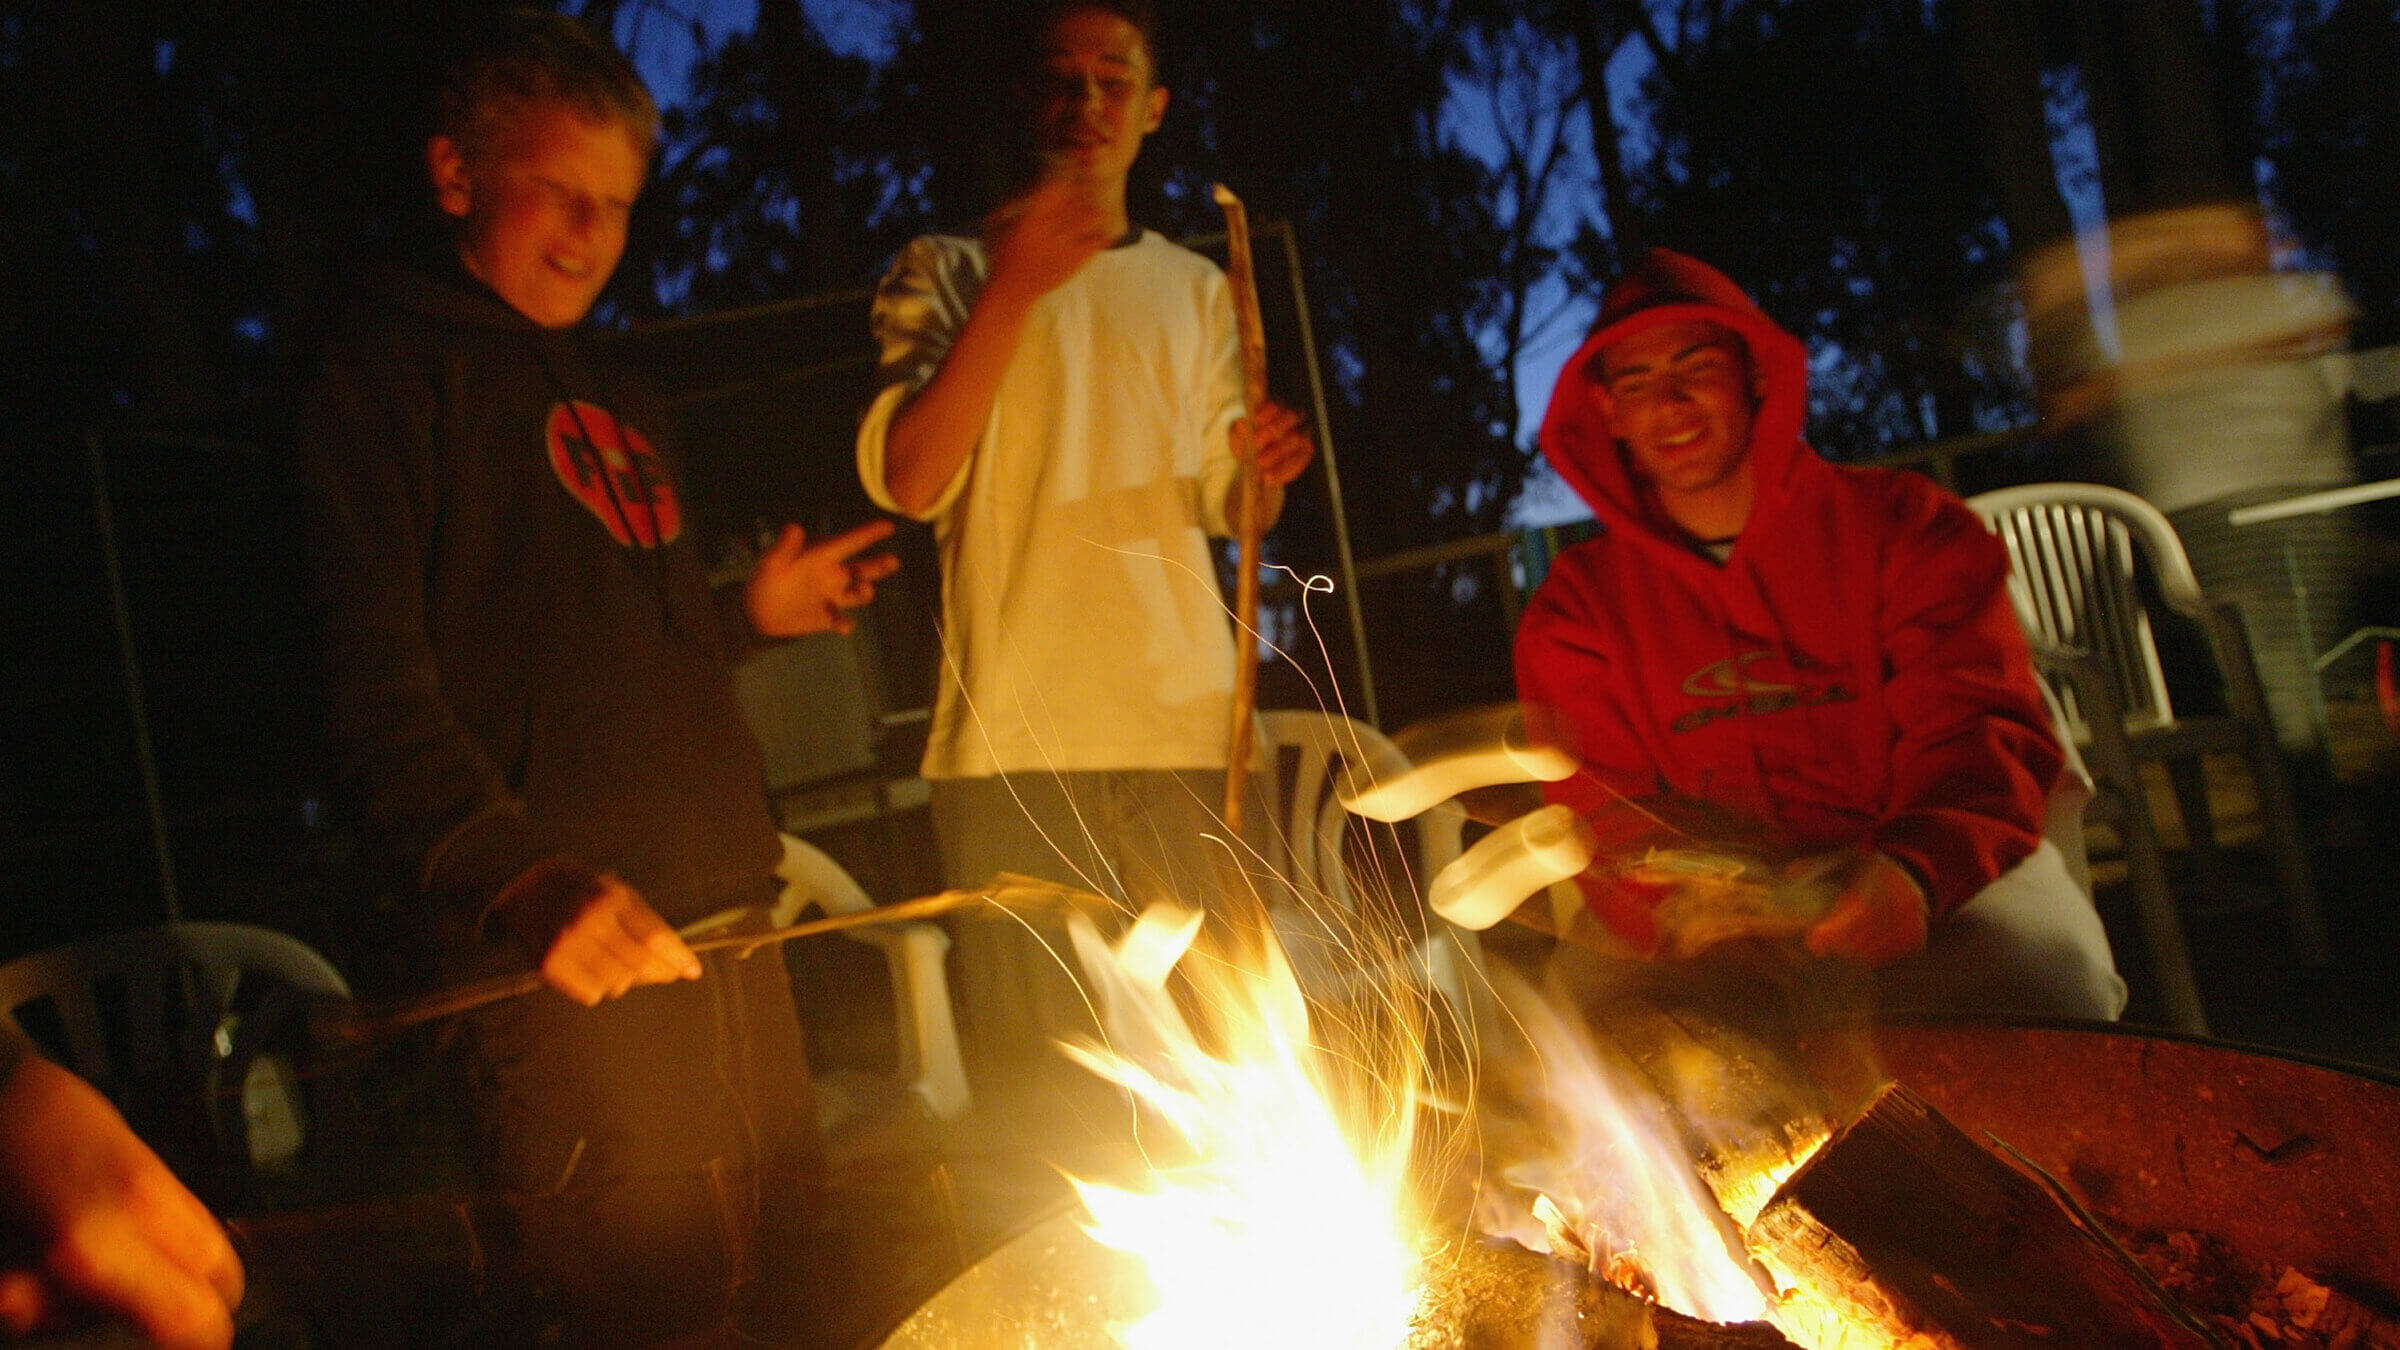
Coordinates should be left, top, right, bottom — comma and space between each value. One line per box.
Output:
771, 833, 970, 1122
2028, 637, 2208, 1032
1968, 484, 2331, 977
1255, 711, 1491, 1035
0, 922, 351, 1176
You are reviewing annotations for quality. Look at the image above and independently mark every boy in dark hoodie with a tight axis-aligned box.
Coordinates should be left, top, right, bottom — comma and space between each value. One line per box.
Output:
300, 11, 892, 1345
1515, 249, 2124, 1020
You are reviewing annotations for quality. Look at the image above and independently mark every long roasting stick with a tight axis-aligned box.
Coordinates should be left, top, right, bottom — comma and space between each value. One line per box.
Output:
317, 875, 1105, 1050
1213, 183, 1270, 836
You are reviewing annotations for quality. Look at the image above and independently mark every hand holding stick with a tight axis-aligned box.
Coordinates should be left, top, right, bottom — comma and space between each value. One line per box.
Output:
316, 874, 1115, 1051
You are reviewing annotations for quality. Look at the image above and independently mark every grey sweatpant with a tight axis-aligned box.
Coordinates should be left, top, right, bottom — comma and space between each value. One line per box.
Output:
929, 769, 1270, 1076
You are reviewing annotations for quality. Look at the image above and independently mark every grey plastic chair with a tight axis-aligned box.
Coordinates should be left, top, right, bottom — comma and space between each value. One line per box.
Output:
2026, 636, 2209, 1033
1969, 484, 2331, 989
0, 921, 351, 1174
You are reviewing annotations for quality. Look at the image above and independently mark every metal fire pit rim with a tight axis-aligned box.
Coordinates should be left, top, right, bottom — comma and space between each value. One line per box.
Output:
1873, 1010, 2400, 1089
850, 1195, 1090, 1350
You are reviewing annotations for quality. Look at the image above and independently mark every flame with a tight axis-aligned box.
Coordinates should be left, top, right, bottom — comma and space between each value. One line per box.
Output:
1476, 979, 1780, 1325
1061, 905, 1426, 1350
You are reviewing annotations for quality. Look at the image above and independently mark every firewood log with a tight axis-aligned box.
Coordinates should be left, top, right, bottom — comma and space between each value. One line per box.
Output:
1747, 1083, 2227, 1350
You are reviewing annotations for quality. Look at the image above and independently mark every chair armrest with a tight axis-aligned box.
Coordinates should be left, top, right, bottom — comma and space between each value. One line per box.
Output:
2188, 595, 2292, 757
2031, 639, 2147, 799
2191, 595, 2256, 658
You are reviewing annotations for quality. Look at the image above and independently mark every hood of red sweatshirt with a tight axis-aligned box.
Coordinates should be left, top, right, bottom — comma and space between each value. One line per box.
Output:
1539, 249, 1815, 546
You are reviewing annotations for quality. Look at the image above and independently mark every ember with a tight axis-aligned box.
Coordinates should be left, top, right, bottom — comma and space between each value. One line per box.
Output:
2124, 1232, 2400, 1350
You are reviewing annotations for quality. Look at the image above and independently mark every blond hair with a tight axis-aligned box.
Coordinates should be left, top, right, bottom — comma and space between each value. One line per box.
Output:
436, 8, 658, 164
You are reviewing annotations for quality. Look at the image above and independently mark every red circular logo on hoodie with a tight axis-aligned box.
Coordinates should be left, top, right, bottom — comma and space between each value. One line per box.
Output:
545, 401, 683, 548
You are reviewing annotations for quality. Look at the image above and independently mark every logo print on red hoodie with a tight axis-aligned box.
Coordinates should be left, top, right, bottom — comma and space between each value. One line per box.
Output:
546, 400, 683, 548
1671, 649, 1854, 733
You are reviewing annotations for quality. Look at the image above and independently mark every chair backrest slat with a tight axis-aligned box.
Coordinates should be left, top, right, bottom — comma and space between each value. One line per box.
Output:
1969, 486, 2184, 739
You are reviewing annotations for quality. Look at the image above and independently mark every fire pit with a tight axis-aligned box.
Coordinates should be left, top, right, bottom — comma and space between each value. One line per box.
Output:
1875, 1019, 2400, 1309
873, 1018, 2400, 1349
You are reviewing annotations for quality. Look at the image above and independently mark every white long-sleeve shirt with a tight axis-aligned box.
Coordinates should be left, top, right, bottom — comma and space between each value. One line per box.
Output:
856, 229, 1248, 779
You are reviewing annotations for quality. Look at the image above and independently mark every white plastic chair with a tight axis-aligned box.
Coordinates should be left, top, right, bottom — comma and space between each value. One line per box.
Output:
771, 833, 970, 1122
0, 922, 351, 1174
1255, 711, 1490, 1035
1969, 483, 2330, 978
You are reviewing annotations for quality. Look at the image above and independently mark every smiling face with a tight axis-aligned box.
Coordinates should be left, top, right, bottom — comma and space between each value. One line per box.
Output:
1029, 6, 1167, 192
1593, 318, 1765, 536
428, 98, 648, 329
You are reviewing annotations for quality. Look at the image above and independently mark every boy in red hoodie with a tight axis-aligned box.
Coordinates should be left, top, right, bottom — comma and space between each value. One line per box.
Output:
1515, 249, 2124, 1019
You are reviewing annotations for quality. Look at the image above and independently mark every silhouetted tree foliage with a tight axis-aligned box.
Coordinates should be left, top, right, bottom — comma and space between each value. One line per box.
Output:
2269, 0, 2400, 346
1155, 2, 1529, 543
1536, 0, 2033, 455
610, 0, 898, 315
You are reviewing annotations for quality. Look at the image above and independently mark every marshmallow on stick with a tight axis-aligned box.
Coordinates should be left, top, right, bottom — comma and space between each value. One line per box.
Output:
1428, 803, 1598, 930
1337, 704, 1576, 823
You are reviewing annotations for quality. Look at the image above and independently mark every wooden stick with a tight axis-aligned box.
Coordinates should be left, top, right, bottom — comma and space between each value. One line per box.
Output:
316, 875, 1108, 1051
1213, 183, 1270, 837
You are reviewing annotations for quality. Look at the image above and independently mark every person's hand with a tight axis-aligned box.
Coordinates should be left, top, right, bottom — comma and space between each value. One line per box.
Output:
491, 860, 703, 1006
1236, 399, 1315, 489
983, 175, 1117, 305
0, 1053, 243, 1349
745, 519, 900, 638
1804, 851, 1930, 966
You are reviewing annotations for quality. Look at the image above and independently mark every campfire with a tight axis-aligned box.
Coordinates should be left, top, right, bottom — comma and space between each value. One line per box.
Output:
874, 708, 2397, 1350
983, 890, 2399, 1350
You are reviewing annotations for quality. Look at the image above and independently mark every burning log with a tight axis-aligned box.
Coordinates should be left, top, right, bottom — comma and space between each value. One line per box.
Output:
1580, 990, 1843, 1229
1748, 1082, 2226, 1350
1408, 1236, 1798, 1349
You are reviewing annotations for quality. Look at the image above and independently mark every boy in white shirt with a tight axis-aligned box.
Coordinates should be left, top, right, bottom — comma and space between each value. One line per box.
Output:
857, 0, 1315, 1074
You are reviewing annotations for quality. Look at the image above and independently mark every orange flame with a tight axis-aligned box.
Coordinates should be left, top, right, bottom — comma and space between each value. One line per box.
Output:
1475, 976, 1779, 1324
1061, 905, 1427, 1350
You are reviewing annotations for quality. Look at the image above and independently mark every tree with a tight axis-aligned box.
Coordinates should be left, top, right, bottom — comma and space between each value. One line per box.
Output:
608, 0, 901, 317
1579, 0, 2033, 453
2270, 0, 2400, 344
1448, 14, 1603, 441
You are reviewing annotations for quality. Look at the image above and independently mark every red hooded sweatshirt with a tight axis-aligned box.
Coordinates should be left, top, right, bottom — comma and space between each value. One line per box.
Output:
1514, 249, 2062, 949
